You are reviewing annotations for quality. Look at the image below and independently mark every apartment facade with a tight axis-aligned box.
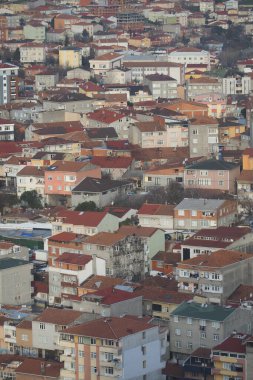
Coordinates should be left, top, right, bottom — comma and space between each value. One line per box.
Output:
168, 47, 211, 70
0, 118, 15, 141
188, 116, 219, 158
20, 43, 46, 63
59, 316, 167, 380
0, 63, 19, 105
176, 250, 253, 303
223, 76, 251, 95
59, 47, 82, 69
184, 159, 240, 194
170, 301, 252, 359
174, 198, 238, 231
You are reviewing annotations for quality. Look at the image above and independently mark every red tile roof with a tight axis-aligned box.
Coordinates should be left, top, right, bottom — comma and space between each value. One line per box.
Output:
16, 358, 62, 378
35, 308, 82, 325
138, 203, 174, 216
48, 232, 81, 243
63, 315, 154, 339
91, 156, 132, 169
119, 225, 160, 237
83, 287, 140, 305
87, 108, 125, 124
213, 334, 253, 354
55, 253, 92, 266
56, 209, 109, 227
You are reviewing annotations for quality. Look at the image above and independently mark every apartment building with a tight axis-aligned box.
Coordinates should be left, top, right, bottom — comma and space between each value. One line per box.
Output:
176, 250, 253, 303
184, 159, 240, 194
129, 121, 167, 148
44, 161, 101, 206
186, 77, 223, 101
59, 47, 83, 69
138, 203, 174, 230
123, 61, 185, 84
23, 23, 46, 41
59, 316, 167, 380
170, 301, 252, 359
47, 232, 87, 266
174, 198, 238, 231
144, 73, 178, 99
0, 258, 33, 305
83, 232, 146, 280
143, 165, 184, 188
0, 118, 15, 141
16, 166, 45, 202
20, 43, 46, 63
168, 47, 211, 70
180, 226, 253, 260
89, 53, 123, 76
0, 63, 19, 105
48, 253, 105, 307
51, 210, 119, 236
223, 75, 251, 95
188, 116, 219, 158
212, 333, 253, 380
32, 308, 85, 357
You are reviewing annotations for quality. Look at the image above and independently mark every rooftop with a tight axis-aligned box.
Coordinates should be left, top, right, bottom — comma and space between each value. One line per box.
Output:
171, 301, 235, 321
35, 308, 82, 325
0, 258, 30, 270
72, 177, 131, 193
138, 203, 174, 216
175, 198, 225, 211
213, 333, 253, 354
186, 159, 239, 171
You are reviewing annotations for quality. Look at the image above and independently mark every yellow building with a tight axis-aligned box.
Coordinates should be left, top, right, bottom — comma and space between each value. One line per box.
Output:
212, 333, 251, 380
128, 36, 151, 48
59, 47, 82, 69
242, 148, 253, 170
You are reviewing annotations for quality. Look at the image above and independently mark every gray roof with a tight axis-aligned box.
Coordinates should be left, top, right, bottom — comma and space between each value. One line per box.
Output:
0, 258, 30, 270
171, 301, 234, 321
72, 177, 132, 193
175, 198, 225, 211
186, 159, 238, 171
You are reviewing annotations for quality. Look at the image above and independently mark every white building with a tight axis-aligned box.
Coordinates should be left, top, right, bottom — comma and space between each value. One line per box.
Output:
168, 47, 211, 70
0, 118, 15, 141
20, 43, 46, 63
222, 76, 251, 95
0, 63, 19, 105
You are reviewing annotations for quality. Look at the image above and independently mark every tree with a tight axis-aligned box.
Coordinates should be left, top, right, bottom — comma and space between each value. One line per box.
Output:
146, 181, 184, 205
64, 35, 70, 47
13, 48, 20, 63
75, 201, 97, 211
0, 193, 18, 213
20, 190, 43, 209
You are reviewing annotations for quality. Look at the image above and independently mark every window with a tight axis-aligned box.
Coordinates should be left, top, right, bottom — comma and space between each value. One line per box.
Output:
79, 350, 84, 357
178, 210, 185, 216
91, 338, 96, 345
79, 365, 84, 372
175, 341, 182, 348
173, 316, 179, 323
142, 332, 146, 339
187, 317, 192, 325
105, 367, 114, 374
39, 323, 45, 330
201, 332, 206, 339
175, 329, 181, 336
223, 362, 231, 370
187, 342, 193, 349
191, 210, 197, 216
187, 330, 192, 337
21, 334, 28, 341
91, 367, 97, 374
142, 345, 146, 355
213, 334, 219, 341
91, 352, 96, 359
192, 129, 198, 135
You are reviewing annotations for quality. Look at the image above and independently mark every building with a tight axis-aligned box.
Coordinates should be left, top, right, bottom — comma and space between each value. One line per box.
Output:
129, 121, 167, 148
35, 71, 59, 91
20, 43, 46, 63
184, 159, 240, 194
59, 316, 167, 380
16, 358, 62, 380
223, 76, 251, 95
143, 165, 184, 188
71, 177, 134, 208
83, 231, 146, 279
0, 63, 19, 105
180, 226, 253, 260
174, 198, 238, 231
170, 301, 252, 359
212, 333, 253, 380
48, 253, 105, 307
0, 118, 15, 141
16, 166, 45, 202
176, 249, 253, 303
168, 47, 211, 70
89, 53, 123, 77
0, 258, 33, 305
51, 209, 119, 236
188, 116, 219, 158
144, 74, 178, 99
186, 77, 223, 101
23, 23, 46, 41
123, 61, 184, 85
138, 203, 174, 230
44, 161, 101, 206
59, 47, 82, 69
32, 308, 85, 357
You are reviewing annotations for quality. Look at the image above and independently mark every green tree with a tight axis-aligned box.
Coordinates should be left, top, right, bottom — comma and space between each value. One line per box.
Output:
20, 190, 43, 209
75, 201, 97, 211
13, 48, 20, 63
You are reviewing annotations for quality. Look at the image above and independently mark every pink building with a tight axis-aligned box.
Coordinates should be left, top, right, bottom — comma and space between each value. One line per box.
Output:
184, 159, 240, 194
44, 160, 101, 206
